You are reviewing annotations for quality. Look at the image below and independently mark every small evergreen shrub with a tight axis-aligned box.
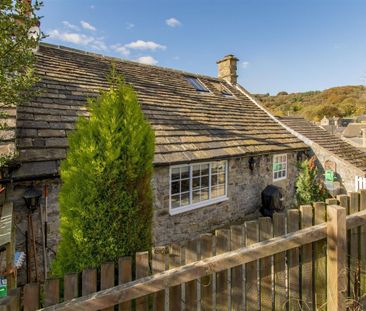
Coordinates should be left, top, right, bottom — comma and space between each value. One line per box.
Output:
296, 156, 328, 205
52, 73, 155, 276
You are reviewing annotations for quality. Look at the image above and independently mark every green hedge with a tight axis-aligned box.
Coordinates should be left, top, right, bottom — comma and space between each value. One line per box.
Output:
52, 73, 155, 276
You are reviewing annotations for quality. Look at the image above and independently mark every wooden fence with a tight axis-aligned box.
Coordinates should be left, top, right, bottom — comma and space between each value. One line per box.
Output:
21, 191, 366, 310
355, 176, 366, 191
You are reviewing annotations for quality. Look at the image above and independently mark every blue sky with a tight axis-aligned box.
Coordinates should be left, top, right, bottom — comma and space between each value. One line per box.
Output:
40, 0, 366, 94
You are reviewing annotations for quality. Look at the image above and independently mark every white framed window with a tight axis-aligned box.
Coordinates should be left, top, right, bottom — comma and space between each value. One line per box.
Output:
273, 154, 287, 181
170, 160, 228, 215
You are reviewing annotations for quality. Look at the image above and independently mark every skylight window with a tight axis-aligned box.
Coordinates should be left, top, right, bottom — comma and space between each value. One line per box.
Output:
212, 82, 233, 96
186, 77, 210, 92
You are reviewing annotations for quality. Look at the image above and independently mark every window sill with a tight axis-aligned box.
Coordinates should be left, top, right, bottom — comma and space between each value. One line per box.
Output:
169, 196, 229, 216
273, 176, 287, 182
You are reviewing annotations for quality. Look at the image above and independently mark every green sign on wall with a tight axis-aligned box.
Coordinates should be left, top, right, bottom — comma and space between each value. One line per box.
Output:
325, 170, 335, 182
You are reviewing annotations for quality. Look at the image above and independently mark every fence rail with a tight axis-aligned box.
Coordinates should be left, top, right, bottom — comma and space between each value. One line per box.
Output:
22, 191, 366, 310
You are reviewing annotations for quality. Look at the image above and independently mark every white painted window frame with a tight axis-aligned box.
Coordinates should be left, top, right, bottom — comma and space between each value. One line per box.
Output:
273, 154, 288, 182
169, 160, 228, 215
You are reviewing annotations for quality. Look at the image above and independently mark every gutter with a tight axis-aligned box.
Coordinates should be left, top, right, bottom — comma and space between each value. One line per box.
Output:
0, 172, 60, 185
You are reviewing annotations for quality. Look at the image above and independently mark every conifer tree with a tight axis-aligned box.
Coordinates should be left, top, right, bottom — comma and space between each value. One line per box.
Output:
296, 156, 328, 205
52, 73, 155, 276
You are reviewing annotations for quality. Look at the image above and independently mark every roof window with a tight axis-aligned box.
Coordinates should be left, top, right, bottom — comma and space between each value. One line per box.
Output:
212, 82, 233, 96
186, 77, 210, 93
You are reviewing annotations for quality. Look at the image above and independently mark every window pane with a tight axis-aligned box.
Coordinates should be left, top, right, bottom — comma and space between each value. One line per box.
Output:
211, 162, 219, 174
171, 181, 180, 194
192, 165, 200, 177
201, 188, 209, 200
217, 185, 225, 197
192, 177, 200, 189
181, 166, 190, 179
181, 179, 190, 192
201, 176, 209, 188
201, 164, 209, 176
218, 173, 225, 184
211, 185, 218, 198
217, 162, 225, 173
171, 195, 180, 208
181, 192, 190, 206
193, 190, 200, 203
211, 174, 218, 186
172, 168, 180, 180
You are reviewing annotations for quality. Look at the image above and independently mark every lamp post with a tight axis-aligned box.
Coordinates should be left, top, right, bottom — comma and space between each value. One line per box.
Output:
23, 186, 42, 282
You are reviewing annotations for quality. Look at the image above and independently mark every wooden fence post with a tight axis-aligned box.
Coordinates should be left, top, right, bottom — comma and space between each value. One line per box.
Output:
152, 247, 167, 311
230, 225, 244, 310
215, 229, 230, 311
82, 268, 97, 296
169, 245, 182, 311
136, 251, 150, 311
273, 213, 286, 311
287, 209, 300, 311
118, 257, 132, 311
23, 283, 39, 311
360, 189, 366, 297
64, 273, 79, 302
101, 262, 115, 311
184, 240, 198, 310
349, 192, 360, 301
44, 278, 60, 307
259, 217, 273, 311
314, 201, 327, 310
200, 234, 213, 310
327, 205, 347, 311
300, 205, 313, 310
245, 220, 259, 311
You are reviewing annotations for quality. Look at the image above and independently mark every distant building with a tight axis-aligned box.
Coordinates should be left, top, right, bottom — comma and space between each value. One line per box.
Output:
278, 116, 366, 195
341, 123, 366, 151
319, 115, 353, 135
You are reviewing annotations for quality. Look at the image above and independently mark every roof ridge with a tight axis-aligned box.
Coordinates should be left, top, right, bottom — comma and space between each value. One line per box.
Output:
39, 42, 223, 81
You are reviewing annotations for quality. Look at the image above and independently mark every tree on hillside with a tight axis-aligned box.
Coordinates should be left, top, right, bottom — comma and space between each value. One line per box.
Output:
0, 0, 43, 106
296, 156, 328, 205
52, 73, 155, 276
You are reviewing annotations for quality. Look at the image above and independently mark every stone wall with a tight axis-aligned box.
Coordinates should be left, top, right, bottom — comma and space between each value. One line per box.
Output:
6, 179, 60, 285
8, 151, 300, 284
310, 144, 365, 193
152, 151, 299, 245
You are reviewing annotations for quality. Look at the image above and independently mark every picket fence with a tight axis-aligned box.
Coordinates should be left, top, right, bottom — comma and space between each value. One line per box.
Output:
17, 191, 366, 310
355, 176, 366, 191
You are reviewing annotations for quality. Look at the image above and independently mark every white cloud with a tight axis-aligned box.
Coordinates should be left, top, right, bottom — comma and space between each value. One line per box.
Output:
90, 5, 95, 9
242, 61, 250, 69
80, 20, 96, 31
62, 21, 79, 31
166, 17, 181, 28
111, 44, 130, 56
124, 40, 166, 51
126, 22, 135, 30
49, 29, 107, 50
135, 56, 158, 65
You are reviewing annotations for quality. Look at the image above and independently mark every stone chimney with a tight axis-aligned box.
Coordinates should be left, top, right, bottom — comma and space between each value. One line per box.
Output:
217, 55, 239, 84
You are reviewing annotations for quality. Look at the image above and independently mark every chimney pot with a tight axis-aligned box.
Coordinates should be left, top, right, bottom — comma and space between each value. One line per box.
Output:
217, 55, 239, 85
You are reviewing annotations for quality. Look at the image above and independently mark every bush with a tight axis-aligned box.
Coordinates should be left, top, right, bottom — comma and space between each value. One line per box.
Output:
296, 156, 328, 205
52, 73, 155, 276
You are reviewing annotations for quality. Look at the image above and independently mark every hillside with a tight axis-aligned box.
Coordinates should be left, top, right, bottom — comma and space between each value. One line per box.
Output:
255, 85, 366, 121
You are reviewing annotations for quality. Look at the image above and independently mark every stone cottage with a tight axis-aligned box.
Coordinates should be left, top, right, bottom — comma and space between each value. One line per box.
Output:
0, 43, 307, 281
278, 116, 366, 194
